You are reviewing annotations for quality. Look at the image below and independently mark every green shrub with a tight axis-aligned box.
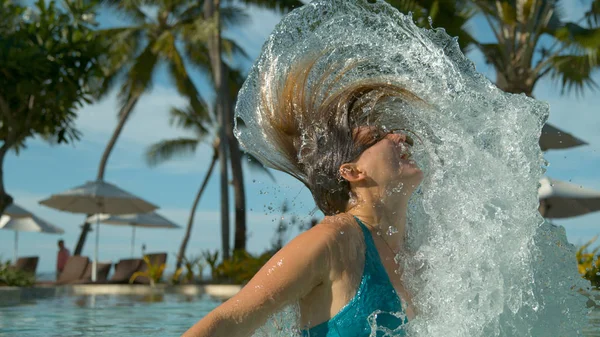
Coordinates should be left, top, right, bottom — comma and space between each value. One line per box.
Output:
215, 250, 274, 285
0, 260, 35, 287
172, 254, 205, 285
576, 236, 600, 288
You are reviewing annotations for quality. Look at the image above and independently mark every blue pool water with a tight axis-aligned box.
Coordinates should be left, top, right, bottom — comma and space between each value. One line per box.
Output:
1, 294, 599, 336
0, 294, 220, 336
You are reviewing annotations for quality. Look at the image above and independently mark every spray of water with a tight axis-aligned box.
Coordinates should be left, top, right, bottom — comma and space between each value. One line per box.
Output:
236, 0, 590, 336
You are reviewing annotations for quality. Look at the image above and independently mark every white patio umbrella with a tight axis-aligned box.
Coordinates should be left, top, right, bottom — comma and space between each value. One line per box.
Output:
538, 177, 600, 219
0, 203, 64, 263
39, 180, 158, 282
87, 212, 180, 257
540, 123, 587, 151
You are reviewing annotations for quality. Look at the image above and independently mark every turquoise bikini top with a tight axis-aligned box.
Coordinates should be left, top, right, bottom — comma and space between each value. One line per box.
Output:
301, 217, 408, 337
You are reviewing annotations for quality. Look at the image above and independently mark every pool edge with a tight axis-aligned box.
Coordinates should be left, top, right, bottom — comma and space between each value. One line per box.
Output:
0, 284, 241, 306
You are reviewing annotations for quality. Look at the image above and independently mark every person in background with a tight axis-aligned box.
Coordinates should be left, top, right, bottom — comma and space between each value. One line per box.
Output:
56, 239, 70, 280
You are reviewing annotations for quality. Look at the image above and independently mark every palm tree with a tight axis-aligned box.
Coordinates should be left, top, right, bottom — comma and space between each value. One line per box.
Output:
73, 0, 245, 255
201, 0, 233, 260
390, 1, 597, 150
145, 102, 273, 272
472, 0, 600, 96
469, 0, 599, 149
146, 103, 217, 272
200, 0, 302, 256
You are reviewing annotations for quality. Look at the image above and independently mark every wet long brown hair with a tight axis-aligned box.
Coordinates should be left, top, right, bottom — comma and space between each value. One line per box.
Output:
259, 53, 426, 215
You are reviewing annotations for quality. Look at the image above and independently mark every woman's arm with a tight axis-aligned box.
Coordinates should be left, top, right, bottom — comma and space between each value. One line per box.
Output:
181, 226, 333, 337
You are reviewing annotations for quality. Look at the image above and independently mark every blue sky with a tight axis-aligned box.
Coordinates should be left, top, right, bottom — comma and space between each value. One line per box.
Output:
1, 1, 599, 273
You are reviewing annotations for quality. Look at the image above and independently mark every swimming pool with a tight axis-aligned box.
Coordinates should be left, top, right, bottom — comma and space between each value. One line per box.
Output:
1, 294, 599, 336
0, 294, 220, 336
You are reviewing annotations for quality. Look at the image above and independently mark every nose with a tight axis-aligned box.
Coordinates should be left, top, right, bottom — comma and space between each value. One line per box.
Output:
387, 132, 407, 144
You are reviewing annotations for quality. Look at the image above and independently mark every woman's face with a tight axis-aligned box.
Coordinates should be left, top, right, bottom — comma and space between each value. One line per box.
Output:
352, 128, 423, 195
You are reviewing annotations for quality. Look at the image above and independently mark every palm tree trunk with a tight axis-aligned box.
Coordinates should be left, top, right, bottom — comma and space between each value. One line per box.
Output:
204, 0, 230, 260
224, 75, 246, 252
495, 69, 534, 97
0, 142, 14, 216
175, 144, 218, 271
73, 95, 140, 255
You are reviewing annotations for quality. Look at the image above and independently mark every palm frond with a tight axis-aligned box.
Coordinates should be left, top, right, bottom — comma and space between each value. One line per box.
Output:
117, 40, 159, 111
169, 106, 212, 136
227, 65, 246, 97
548, 54, 599, 95
222, 37, 249, 61
165, 45, 211, 122
586, 0, 600, 26
243, 152, 275, 182
221, 6, 250, 28
177, 2, 203, 24
553, 23, 600, 51
100, 26, 146, 71
145, 137, 200, 166
477, 42, 507, 70
97, 26, 146, 98
183, 41, 212, 75
96, 62, 129, 100
182, 11, 217, 44
101, 0, 151, 24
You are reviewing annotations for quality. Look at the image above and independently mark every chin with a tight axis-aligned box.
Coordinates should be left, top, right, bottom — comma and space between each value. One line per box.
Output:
400, 163, 424, 186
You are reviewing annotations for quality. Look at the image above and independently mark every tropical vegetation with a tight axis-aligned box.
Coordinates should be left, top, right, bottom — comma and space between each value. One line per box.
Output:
72, 0, 220, 254
2, 0, 599, 286
130, 255, 167, 287
0, 0, 105, 215
0, 260, 35, 287
576, 236, 600, 288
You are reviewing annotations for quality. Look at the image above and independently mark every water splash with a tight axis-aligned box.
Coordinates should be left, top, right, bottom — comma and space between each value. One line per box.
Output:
236, 0, 589, 336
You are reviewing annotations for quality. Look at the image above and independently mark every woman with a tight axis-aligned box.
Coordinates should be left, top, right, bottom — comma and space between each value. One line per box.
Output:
183, 47, 426, 335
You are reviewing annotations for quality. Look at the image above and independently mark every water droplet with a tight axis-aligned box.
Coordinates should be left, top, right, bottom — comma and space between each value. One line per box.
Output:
387, 226, 398, 236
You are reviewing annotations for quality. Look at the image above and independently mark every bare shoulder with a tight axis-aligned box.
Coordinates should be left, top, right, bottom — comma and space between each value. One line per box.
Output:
301, 214, 364, 269
298, 214, 358, 244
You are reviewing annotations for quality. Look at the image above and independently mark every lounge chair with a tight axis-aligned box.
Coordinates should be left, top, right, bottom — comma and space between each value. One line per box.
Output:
108, 258, 142, 284
37, 256, 89, 285
132, 252, 167, 285
13, 256, 39, 275
56, 256, 89, 285
73, 262, 112, 283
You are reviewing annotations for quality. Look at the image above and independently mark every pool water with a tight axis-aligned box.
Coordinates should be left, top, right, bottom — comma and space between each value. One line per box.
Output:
0, 294, 220, 336
1, 294, 599, 336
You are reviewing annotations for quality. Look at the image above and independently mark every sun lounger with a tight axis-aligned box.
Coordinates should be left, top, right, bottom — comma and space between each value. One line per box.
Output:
108, 258, 142, 284
13, 256, 39, 275
57, 256, 89, 285
72, 262, 112, 284
37, 256, 89, 285
132, 252, 167, 285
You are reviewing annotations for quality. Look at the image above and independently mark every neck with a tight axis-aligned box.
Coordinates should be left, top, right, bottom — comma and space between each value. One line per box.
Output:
347, 188, 410, 252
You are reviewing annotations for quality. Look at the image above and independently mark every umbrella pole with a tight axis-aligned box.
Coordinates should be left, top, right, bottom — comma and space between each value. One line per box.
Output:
92, 216, 99, 282
14, 231, 18, 264
131, 226, 136, 258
